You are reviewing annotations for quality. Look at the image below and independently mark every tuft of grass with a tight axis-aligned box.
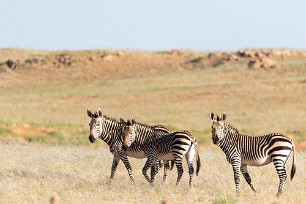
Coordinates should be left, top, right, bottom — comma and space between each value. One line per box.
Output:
24, 132, 64, 144
0, 127, 12, 135
212, 196, 237, 204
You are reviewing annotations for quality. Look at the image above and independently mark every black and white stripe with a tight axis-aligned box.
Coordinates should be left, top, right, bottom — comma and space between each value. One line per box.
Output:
117, 119, 174, 181
122, 119, 201, 187
87, 109, 172, 182
210, 112, 296, 197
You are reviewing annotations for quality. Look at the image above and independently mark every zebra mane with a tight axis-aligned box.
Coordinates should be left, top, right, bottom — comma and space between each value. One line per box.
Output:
102, 115, 121, 124
131, 119, 155, 130
225, 124, 240, 134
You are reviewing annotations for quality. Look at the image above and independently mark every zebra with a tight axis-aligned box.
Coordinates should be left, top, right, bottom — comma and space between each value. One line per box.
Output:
209, 112, 296, 197
87, 108, 172, 182
121, 119, 201, 187
117, 119, 174, 180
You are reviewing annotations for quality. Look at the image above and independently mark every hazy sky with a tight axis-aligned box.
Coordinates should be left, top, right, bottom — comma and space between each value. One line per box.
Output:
1, 0, 306, 51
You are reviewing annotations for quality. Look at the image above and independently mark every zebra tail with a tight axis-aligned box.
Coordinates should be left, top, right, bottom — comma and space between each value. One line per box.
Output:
290, 144, 296, 181
196, 149, 201, 176
170, 160, 175, 171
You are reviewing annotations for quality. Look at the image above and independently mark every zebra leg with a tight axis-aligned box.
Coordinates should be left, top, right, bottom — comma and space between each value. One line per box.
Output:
142, 160, 152, 183
150, 166, 155, 181
142, 153, 157, 185
232, 161, 241, 196
158, 160, 164, 168
185, 144, 196, 187
175, 160, 184, 186
150, 160, 159, 184
151, 160, 163, 180
187, 162, 194, 187
109, 156, 120, 181
273, 159, 287, 197
118, 150, 135, 182
150, 163, 159, 182
163, 161, 170, 182
241, 164, 256, 193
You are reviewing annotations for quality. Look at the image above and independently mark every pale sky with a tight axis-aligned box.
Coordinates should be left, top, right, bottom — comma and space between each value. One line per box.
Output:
1, 0, 306, 51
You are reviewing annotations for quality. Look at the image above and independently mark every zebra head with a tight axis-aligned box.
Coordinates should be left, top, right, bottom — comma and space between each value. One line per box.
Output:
120, 118, 136, 149
209, 112, 226, 144
87, 108, 103, 143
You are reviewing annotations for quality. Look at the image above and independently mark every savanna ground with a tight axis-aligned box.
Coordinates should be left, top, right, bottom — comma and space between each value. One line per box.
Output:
0, 49, 306, 203
1, 144, 305, 204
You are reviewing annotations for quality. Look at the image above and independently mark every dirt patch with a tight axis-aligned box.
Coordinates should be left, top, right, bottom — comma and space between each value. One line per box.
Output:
12, 124, 55, 137
296, 141, 306, 151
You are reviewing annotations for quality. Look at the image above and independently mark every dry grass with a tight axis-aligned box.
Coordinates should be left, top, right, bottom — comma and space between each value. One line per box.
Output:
0, 143, 305, 203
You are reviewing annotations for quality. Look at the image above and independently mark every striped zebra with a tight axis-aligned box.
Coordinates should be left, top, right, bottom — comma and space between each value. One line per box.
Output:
209, 112, 296, 197
118, 119, 174, 180
87, 108, 172, 182
121, 119, 201, 187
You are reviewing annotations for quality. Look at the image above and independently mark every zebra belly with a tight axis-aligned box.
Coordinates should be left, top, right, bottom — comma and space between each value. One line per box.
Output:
126, 150, 146, 159
242, 157, 272, 166
157, 153, 174, 161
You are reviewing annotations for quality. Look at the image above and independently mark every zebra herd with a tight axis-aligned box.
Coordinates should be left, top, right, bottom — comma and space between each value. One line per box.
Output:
87, 108, 296, 197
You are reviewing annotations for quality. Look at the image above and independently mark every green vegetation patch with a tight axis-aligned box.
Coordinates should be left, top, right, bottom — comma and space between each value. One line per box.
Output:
212, 196, 237, 204
0, 120, 91, 145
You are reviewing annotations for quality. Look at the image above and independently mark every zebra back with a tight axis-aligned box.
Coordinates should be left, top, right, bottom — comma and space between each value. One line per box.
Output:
132, 120, 172, 146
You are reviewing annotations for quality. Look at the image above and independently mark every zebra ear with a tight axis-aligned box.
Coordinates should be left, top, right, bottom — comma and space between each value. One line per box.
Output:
97, 109, 102, 117
131, 118, 135, 125
221, 112, 226, 121
87, 109, 93, 118
120, 118, 126, 124
209, 112, 215, 121
126, 120, 132, 125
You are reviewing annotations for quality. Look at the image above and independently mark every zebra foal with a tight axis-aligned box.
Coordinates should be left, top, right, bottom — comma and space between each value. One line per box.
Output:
209, 112, 296, 197
121, 119, 201, 187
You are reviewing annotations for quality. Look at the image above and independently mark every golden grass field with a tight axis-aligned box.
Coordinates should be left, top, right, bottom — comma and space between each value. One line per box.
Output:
0, 49, 306, 203
0, 144, 305, 204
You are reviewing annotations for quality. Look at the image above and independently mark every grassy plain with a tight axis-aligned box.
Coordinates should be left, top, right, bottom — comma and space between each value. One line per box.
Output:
0, 144, 305, 203
0, 49, 306, 145
0, 49, 306, 203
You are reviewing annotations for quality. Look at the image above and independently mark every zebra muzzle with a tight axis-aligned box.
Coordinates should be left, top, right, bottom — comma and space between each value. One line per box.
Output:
123, 142, 129, 149
123, 138, 131, 149
89, 135, 96, 143
213, 137, 218, 144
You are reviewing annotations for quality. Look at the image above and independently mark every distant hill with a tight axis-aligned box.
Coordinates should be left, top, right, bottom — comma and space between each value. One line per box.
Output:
1, 49, 306, 86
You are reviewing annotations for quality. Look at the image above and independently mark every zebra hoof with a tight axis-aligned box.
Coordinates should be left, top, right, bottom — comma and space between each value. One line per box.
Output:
235, 191, 240, 197
276, 192, 282, 198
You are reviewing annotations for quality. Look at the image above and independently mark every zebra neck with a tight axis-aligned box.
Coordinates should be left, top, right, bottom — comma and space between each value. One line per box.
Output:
100, 117, 122, 146
218, 139, 232, 154
134, 124, 156, 145
218, 126, 240, 153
